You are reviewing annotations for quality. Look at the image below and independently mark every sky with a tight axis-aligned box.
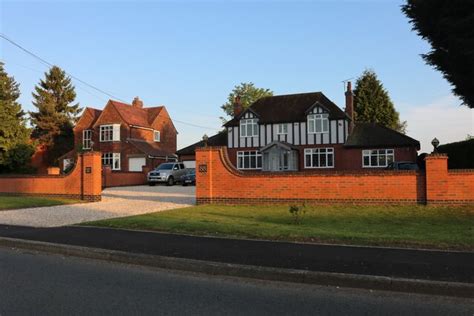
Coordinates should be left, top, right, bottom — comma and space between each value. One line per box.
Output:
1, 0, 472, 152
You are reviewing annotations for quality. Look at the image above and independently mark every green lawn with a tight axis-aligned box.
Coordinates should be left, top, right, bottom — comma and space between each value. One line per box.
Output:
85, 204, 474, 250
0, 196, 82, 210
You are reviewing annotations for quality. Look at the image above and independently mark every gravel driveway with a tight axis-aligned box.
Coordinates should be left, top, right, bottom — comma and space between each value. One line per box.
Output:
0, 185, 195, 228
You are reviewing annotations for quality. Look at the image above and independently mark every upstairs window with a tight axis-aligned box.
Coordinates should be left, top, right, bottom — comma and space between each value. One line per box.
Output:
100, 124, 120, 142
307, 114, 329, 134
277, 123, 288, 135
362, 149, 394, 167
82, 129, 92, 149
240, 119, 259, 137
154, 130, 161, 142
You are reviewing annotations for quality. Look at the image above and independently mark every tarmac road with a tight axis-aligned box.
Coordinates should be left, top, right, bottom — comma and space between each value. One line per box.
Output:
0, 247, 472, 316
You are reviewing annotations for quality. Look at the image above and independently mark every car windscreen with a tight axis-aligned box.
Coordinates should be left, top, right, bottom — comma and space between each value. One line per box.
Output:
156, 163, 173, 170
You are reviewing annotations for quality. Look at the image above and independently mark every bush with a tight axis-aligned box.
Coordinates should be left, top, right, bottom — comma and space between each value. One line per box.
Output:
438, 139, 474, 169
289, 205, 306, 225
1, 143, 36, 174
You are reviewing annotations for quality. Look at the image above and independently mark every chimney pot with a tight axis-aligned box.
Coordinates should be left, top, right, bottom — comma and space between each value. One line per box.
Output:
233, 95, 243, 117
132, 96, 144, 108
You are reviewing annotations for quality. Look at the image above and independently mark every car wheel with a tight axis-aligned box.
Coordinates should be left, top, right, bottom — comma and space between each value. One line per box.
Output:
182, 183, 187, 186
167, 176, 174, 186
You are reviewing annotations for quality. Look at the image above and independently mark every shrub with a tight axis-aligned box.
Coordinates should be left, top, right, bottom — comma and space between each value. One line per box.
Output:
438, 139, 474, 169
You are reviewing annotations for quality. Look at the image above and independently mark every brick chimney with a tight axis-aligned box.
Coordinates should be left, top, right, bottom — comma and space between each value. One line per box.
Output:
345, 82, 354, 133
132, 96, 144, 108
233, 95, 243, 117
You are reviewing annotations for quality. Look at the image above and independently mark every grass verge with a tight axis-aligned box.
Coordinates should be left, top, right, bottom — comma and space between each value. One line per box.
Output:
0, 196, 83, 211
84, 204, 474, 251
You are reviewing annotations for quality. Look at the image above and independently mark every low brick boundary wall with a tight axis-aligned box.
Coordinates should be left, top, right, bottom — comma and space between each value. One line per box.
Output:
102, 166, 150, 188
0, 152, 102, 201
196, 147, 473, 206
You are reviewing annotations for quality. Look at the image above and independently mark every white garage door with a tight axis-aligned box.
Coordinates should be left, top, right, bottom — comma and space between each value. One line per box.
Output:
129, 157, 146, 172
183, 161, 196, 169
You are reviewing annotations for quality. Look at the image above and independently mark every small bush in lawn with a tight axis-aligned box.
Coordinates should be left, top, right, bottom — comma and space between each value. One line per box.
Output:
289, 205, 306, 225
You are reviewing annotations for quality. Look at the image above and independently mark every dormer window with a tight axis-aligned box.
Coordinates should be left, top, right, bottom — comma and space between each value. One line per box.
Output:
277, 124, 288, 135
307, 114, 329, 134
154, 130, 161, 142
240, 119, 259, 137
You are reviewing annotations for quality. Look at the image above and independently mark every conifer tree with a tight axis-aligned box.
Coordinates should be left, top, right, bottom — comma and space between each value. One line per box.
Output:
30, 66, 81, 166
0, 62, 33, 172
353, 70, 407, 133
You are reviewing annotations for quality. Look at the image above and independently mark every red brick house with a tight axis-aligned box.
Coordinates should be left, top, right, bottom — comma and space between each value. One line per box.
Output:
61, 97, 177, 172
178, 83, 420, 171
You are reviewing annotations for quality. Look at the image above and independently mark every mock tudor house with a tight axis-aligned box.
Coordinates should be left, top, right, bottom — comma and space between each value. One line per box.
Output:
177, 83, 420, 171
61, 97, 177, 172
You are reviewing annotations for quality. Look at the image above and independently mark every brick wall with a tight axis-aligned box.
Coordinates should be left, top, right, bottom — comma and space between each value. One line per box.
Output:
0, 152, 102, 201
196, 147, 473, 205
102, 166, 150, 187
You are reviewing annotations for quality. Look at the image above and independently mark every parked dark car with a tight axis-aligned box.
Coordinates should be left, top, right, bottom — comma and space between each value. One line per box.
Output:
386, 161, 419, 171
180, 168, 196, 186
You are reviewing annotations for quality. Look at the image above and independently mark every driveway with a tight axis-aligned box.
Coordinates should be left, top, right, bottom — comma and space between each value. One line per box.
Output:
0, 185, 195, 228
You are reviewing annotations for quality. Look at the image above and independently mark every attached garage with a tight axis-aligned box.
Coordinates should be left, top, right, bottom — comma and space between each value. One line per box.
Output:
129, 157, 146, 172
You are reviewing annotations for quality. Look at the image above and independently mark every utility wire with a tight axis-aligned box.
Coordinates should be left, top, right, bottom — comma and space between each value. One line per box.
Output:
0, 33, 127, 102
1, 33, 221, 131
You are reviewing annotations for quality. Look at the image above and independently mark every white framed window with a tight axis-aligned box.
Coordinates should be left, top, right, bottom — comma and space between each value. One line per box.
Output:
82, 129, 92, 149
304, 148, 334, 168
362, 149, 394, 168
102, 152, 121, 170
100, 124, 120, 142
277, 123, 288, 135
237, 151, 262, 170
154, 130, 160, 142
307, 114, 329, 134
240, 119, 259, 137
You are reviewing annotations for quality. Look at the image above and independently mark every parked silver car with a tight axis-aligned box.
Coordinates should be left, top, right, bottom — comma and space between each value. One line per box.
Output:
147, 162, 187, 186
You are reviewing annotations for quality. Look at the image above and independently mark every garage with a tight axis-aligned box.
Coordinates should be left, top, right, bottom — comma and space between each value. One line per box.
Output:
129, 157, 146, 172
183, 161, 196, 169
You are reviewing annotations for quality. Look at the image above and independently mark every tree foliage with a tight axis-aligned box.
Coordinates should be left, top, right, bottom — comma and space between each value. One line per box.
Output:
30, 66, 81, 166
402, 0, 474, 108
221, 82, 273, 121
0, 62, 33, 173
353, 70, 407, 133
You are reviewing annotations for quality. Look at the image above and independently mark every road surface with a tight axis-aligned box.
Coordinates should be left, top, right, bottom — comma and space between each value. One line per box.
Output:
0, 247, 472, 315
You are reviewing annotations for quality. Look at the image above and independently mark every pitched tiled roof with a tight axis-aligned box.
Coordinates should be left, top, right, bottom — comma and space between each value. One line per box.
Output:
176, 132, 227, 156
344, 123, 420, 149
127, 139, 177, 158
109, 100, 164, 128
224, 92, 349, 127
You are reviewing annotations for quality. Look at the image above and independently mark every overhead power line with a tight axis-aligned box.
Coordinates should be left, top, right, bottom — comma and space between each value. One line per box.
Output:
0, 33, 127, 102
1, 33, 220, 131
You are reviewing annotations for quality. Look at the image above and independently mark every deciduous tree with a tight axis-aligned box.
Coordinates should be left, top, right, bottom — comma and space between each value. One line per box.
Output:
221, 82, 273, 122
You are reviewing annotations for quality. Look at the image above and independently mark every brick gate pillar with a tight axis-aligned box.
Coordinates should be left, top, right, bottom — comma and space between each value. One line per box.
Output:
81, 152, 102, 201
425, 154, 448, 205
